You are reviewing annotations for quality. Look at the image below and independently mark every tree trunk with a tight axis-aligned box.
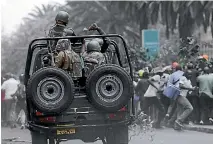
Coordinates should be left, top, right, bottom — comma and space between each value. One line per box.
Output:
165, 2, 169, 39
211, 10, 213, 38
178, 10, 194, 39
139, 4, 148, 46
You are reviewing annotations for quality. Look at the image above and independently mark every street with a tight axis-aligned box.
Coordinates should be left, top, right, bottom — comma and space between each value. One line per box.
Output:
1, 127, 213, 144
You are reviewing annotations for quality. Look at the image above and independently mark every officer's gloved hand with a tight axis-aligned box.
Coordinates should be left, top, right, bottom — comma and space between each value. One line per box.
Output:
88, 23, 99, 31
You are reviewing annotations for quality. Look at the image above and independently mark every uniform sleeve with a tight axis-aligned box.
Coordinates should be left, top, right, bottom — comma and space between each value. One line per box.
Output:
54, 51, 65, 68
97, 27, 110, 53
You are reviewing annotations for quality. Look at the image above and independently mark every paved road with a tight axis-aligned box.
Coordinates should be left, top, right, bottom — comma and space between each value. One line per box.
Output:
1, 127, 213, 144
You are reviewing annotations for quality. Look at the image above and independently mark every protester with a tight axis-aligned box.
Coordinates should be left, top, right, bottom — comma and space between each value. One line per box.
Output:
197, 67, 213, 124
135, 70, 150, 113
159, 68, 171, 114
186, 62, 200, 124
173, 69, 195, 130
1, 74, 19, 128
1, 77, 6, 124
164, 64, 184, 127
142, 67, 165, 128
15, 74, 26, 129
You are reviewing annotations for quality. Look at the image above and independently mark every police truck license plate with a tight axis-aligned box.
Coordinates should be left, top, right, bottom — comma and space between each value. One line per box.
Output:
57, 128, 75, 135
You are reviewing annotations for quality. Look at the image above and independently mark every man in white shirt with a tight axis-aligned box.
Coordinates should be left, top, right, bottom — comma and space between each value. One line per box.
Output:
1, 74, 19, 127
142, 68, 165, 128
173, 70, 195, 130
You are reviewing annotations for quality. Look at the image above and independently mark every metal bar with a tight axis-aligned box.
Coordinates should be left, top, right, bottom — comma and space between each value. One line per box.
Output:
110, 40, 123, 67
25, 34, 133, 83
24, 44, 47, 85
28, 34, 125, 41
25, 44, 47, 122
28, 119, 130, 130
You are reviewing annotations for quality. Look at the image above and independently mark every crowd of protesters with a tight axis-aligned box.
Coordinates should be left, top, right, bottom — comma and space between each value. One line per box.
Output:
134, 54, 213, 130
1, 73, 26, 129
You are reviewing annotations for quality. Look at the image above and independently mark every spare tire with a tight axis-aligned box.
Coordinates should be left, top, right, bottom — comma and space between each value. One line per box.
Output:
86, 64, 133, 112
27, 67, 74, 113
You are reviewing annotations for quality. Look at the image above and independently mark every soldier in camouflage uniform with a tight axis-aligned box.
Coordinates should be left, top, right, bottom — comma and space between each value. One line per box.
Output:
48, 11, 78, 51
83, 40, 106, 76
83, 40, 106, 64
88, 23, 119, 64
54, 39, 82, 77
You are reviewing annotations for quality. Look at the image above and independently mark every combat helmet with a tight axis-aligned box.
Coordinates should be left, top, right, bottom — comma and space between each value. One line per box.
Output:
87, 40, 101, 53
55, 11, 69, 24
93, 38, 104, 47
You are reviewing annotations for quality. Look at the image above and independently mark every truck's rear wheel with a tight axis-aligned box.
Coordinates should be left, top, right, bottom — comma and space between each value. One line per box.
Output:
86, 64, 133, 112
106, 125, 129, 144
27, 67, 74, 113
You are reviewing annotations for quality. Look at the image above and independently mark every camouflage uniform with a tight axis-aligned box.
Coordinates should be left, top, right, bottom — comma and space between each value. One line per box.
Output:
54, 39, 82, 77
48, 25, 76, 51
83, 51, 106, 65
83, 40, 105, 64
48, 11, 79, 51
83, 40, 106, 76
88, 23, 119, 64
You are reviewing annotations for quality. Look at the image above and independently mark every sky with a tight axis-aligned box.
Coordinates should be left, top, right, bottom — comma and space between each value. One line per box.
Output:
1, 0, 66, 34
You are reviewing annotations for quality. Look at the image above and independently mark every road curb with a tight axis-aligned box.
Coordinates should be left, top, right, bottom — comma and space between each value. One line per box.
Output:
184, 125, 213, 134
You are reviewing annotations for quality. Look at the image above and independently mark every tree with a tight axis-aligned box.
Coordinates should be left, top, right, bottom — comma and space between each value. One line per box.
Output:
113, 1, 213, 39
65, 1, 140, 41
2, 4, 60, 74
2, 1, 213, 74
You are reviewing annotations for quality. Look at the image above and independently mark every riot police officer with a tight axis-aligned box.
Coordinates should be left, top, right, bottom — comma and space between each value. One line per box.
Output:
54, 39, 82, 77
83, 40, 106, 65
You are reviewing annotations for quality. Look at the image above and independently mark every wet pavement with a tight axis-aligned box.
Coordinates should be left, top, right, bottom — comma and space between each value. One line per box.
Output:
1, 127, 213, 144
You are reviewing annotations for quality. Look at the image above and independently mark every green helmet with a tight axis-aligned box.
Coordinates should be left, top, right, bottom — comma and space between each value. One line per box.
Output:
87, 40, 101, 53
55, 11, 69, 24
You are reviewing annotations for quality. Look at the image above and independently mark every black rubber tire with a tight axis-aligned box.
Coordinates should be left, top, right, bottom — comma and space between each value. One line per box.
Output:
106, 125, 129, 144
86, 64, 133, 112
27, 67, 74, 113
31, 131, 47, 144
